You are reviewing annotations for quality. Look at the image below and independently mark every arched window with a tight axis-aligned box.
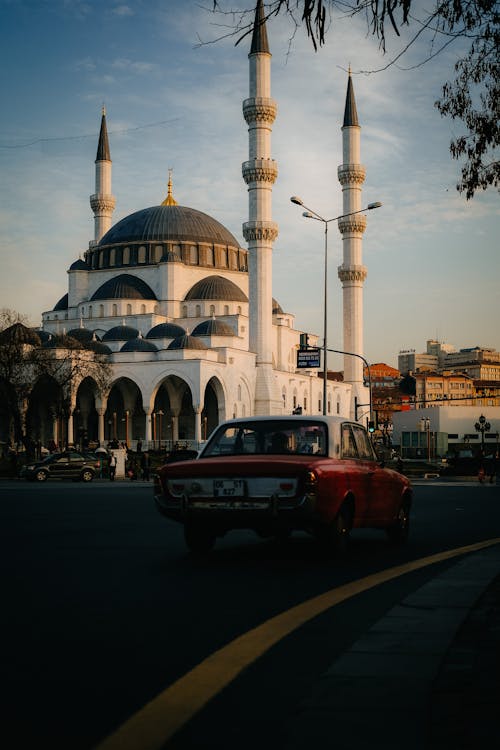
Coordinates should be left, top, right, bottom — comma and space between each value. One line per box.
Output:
190, 245, 198, 264
112, 304, 118, 316
88, 305, 93, 319
224, 305, 229, 315
155, 246, 163, 262
209, 304, 215, 316
123, 247, 130, 265
207, 247, 214, 266
138, 246, 146, 264
336, 397, 341, 414
109, 248, 116, 267
237, 306, 242, 315
99, 304, 104, 317
141, 304, 146, 314
126, 303, 132, 315
195, 305, 201, 317
182, 305, 188, 317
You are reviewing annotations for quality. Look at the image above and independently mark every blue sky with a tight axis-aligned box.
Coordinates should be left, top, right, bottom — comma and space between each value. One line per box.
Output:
1, 0, 498, 368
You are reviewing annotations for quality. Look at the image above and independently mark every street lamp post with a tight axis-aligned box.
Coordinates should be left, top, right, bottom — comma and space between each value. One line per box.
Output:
290, 196, 382, 415
475, 414, 491, 453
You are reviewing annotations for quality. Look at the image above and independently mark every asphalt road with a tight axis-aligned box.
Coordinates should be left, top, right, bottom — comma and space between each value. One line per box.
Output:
1, 478, 499, 749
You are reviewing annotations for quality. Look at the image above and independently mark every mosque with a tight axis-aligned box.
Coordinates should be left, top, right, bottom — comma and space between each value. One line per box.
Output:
21, 1, 372, 450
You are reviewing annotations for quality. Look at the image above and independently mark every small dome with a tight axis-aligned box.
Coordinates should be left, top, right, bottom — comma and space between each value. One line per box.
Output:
184, 275, 248, 302
102, 324, 140, 341
69, 259, 89, 271
0, 323, 41, 346
53, 293, 68, 311
167, 334, 208, 351
67, 327, 100, 343
85, 340, 112, 355
272, 298, 284, 315
146, 322, 186, 339
91, 274, 157, 301
42, 334, 83, 349
36, 329, 52, 343
192, 319, 235, 336
120, 337, 158, 353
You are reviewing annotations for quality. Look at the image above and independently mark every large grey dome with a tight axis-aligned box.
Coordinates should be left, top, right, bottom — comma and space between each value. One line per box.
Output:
185, 275, 248, 302
98, 205, 240, 248
91, 274, 157, 301
168, 334, 208, 351
192, 319, 235, 336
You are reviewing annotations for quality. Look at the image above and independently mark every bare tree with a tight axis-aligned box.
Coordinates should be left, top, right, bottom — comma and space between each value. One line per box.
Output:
210, 1, 499, 198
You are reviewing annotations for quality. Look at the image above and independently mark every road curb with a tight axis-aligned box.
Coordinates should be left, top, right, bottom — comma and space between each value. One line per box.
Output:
285, 545, 500, 749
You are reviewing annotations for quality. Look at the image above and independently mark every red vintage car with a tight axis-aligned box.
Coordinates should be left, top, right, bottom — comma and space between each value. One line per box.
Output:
154, 416, 412, 555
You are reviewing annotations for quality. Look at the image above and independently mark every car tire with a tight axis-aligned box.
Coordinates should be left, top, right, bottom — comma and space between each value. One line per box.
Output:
317, 503, 352, 557
35, 470, 48, 482
81, 469, 94, 483
184, 523, 216, 555
386, 501, 410, 545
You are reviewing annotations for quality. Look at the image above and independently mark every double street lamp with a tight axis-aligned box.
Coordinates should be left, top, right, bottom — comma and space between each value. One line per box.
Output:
290, 196, 382, 415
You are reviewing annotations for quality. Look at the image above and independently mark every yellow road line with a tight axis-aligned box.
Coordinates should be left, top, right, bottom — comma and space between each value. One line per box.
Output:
95, 537, 500, 750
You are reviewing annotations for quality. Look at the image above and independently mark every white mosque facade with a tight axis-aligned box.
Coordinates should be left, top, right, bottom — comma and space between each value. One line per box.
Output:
33, 1, 371, 450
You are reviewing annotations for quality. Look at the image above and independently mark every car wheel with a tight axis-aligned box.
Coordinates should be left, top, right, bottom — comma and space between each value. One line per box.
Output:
317, 503, 352, 557
35, 469, 48, 482
81, 469, 94, 483
386, 501, 410, 545
184, 524, 216, 556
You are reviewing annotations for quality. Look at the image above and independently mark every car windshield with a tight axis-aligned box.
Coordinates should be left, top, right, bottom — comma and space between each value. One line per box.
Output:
202, 420, 328, 457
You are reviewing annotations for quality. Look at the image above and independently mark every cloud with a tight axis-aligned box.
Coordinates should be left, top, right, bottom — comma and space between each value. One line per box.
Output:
112, 4, 134, 17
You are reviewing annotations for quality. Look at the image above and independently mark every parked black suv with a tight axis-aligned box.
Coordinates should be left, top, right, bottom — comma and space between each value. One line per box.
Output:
21, 451, 101, 482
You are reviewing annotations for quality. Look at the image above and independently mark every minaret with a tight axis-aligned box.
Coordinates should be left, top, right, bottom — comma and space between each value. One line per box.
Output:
90, 107, 116, 245
242, 0, 281, 414
337, 71, 368, 417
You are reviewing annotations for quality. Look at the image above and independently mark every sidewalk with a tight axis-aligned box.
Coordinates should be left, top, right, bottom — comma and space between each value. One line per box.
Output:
285, 544, 500, 749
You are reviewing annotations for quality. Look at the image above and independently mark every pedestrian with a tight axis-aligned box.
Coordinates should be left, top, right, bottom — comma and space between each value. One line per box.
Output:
108, 452, 117, 481
487, 452, 498, 485
141, 451, 151, 481
136, 438, 143, 454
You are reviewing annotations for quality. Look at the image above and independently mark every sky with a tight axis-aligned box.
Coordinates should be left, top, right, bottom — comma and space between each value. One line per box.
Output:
0, 0, 498, 369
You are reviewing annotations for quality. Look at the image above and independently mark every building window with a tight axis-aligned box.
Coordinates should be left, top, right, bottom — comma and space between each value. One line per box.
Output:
155, 246, 163, 262
209, 305, 215, 316
141, 304, 146, 314
109, 248, 116, 266
238, 385, 242, 401
123, 247, 130, 265
112, 304, 118, 316
138, 246, 146, 264
182, 305, 188, 317
237, 306, 242, 315
99, 304, 104, 317
126, 303, 132, 315
207, 247, 214, 266
88, 306, 93, 319
196, 305, 201, 317
190, 246, 198, 264
224, 305, 229, 315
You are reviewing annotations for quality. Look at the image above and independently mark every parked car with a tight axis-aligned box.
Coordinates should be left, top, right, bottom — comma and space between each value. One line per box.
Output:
21, 451, 101, 482
154, 416, 412, 555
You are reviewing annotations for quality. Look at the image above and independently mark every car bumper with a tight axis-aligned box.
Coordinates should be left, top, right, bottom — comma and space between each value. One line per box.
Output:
154, 492, 318, 532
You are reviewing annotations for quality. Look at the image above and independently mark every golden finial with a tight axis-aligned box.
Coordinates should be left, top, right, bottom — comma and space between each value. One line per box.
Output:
162, 168, 178, 206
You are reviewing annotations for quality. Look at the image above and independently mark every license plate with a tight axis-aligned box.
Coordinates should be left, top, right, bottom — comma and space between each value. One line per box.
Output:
214, 479, 245, 497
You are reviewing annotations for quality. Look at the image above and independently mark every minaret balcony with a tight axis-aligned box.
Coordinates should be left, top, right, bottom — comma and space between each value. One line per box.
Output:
242, 159, 278, 185
337, 164, 366, 185
243, 97, 277, 124
338, 214, 367, 235
338, 264, 368, 284
90, 194, 116, 213
242, 220, 279, 243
